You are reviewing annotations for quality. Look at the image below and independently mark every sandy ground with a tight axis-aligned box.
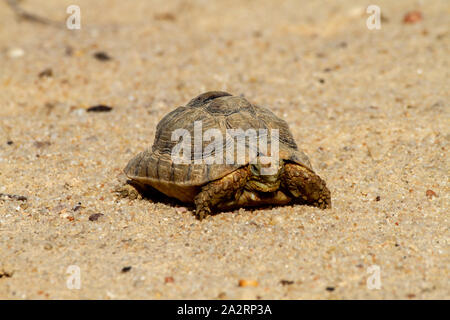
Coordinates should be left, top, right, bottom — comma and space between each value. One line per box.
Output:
0, 0, 448, 299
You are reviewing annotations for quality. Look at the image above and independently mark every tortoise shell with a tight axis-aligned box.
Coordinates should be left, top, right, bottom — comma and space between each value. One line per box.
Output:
124, 91, 312, 202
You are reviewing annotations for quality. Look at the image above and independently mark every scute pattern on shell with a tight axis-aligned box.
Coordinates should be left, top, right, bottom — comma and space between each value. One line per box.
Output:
125, 92, 312, 190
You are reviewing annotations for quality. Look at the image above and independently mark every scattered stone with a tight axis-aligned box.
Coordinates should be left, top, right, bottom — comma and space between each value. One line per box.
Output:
164, 276, 174, 283
65, 46, 73, 56
93, 51, 112, 61
44, 243, 53, 250
0, 269, 13, 278
0, 193, 27, 201
154, 12, 176, 21
425, 189, 438, 200
72, 203, 83, 211
326, 286, 335, 292
238, 279, 258, 287
403, 11, 423, 24
34, 140, 51, 148
121, 266, 132, 273
7, 47, 24, 58
375, 196, 381, 201
7, 140, 13, 145
88, 213, 104, 221
176, 207, 188, 214
280, 280, 294, 286
38, 68, 53, 78
217, 292, 227, 299
86, 105, 113, 113
318, 78, 325, 84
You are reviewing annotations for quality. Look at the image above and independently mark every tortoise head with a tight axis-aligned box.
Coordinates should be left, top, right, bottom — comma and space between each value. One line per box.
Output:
246, 159, 284, 192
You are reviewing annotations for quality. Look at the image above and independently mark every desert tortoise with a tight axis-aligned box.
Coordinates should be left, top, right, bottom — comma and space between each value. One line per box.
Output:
124, 91, 331, 219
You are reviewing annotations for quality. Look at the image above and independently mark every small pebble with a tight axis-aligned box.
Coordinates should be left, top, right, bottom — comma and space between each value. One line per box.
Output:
72, 203, 83, 211
38, 68, 53, 78
238, 279, 258, 287
425, 189, 438, 199
176, 207, 188, 214
34, 141, 51, 148
0, 270, 13, 278
86, 105, 113, 113
280, 280, 294, 286
326, 286, 335, 292
7, 141, 13, 145
164, 276, 175, 283
8, 48, 25, 58
93, 51, 112, 61
121, 266, 132, 273
88, 213, 104, 221
65, 46, 73, 56
217, 292, 227, 299
403, 11, 423, 24
375, 196, 381, 201
0, 193, 27, 201
154, 12, 176, 21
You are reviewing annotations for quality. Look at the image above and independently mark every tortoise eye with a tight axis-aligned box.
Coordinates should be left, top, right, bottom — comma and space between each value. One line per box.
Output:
250, 164, 259, 175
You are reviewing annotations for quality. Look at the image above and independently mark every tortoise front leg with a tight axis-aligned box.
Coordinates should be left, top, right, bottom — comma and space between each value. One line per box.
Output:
194, 167, 249, 220
282, 163, 331, 209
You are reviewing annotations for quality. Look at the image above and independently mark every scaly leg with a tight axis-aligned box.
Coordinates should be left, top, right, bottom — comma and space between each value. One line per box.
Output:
282, 163, 331, 209
194, 167, 249, 220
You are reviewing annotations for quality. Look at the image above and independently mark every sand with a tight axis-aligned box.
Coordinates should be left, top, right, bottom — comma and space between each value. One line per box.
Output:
0, 0, 448, 299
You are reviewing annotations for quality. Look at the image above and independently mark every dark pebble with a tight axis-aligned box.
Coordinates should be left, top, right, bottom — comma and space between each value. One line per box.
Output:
0, 193, 27, 201
280, 280, 294, 286
86, 105, 113, 112
0, 271, 13, 278
326, 286, 335, 292
93, 51, 112, 61
73, 202, 83, 211
88, 213, 104, 221
7, 140, 13, 145
38, 68, 53, 78
121, 266, 132, 273
318, 78, 325, 84
375, 196, 381, 201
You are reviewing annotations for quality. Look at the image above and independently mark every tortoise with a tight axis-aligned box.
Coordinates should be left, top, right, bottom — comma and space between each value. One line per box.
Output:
124, 91, 331, 220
